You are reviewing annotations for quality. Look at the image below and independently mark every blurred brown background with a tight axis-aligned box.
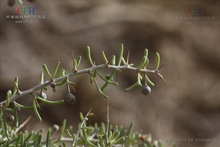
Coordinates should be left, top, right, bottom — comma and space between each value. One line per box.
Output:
1, 1, 220, 147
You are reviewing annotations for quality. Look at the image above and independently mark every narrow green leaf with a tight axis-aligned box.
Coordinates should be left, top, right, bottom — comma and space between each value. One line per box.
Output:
23, 141, 27, 147
108, 130, 112, 141
127, 122, 134, 137
83, 132, 96, 147
13, 103, 19, 127
66, 129, 73, 137
62, 142, 67, 147
82, 127, 91, 130
67, 79, 75, 86
52, 62, 60, 78
144, 49, 148, 58
55, 69, 65, 78
125, 82, 138, 92
156, 52, 160, 70
6, 90, 12, 108
33, 97, 42, 122
35, 95, 64, 105
90, 75, 93, 84
93, 78, 108, 98
37, 135, 42, 147
61, 119, 67, 135
111, 55, 116, 65
145, 75, 155, 87
139, 56, 148, 69
3, 111, 11, 140
113, 130, 121, 141
53, 61, 60, 78
96, 71, 118, 86
102, 51, 108, 63
112, 137, 125, 145
129, 63, 134, 67
24, 131, 33, 141
93, 70, 97, 78
137, 73, 143, 87
79, 112, 84, 121
117, 43, 124, 66
158, 141, 163, 147
76, 56, 82, 68
110, 125, 118, 140
42, 64, 52, 78
12, 77, 18, 96
86, 46, 93, 65
101, 71, 116, 91
88, 113, 94, 116
98, 135, 105, 147
100, 122, 106, 134
40, 72, 44, 84
56, 76, 68, 86
46, 129, 52, 147
14, 102, 33, 109
5, 108, 14, 112
15, 133, 21, 147
20, 133, 25, 146
121, 57, 127, 65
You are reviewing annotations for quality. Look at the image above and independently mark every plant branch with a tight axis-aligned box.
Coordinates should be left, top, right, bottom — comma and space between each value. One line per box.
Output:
0, 64, 160, 106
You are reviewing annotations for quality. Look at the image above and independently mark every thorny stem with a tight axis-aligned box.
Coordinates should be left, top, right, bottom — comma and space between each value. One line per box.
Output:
0, 64, 162, 107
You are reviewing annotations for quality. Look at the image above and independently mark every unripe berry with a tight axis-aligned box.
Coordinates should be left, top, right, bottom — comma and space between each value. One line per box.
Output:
65, 93, 76, 104
141, 84, 151, 95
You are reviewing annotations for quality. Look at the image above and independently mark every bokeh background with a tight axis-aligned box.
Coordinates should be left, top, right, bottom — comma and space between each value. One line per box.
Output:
1, 1, 220, 147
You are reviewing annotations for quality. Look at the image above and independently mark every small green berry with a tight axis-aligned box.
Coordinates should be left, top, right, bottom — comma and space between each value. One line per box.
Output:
141, 84, 151, 95
65, 93, 76, 104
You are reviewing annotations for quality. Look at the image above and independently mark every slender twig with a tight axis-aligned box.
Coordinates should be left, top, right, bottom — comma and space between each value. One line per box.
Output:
72, 108, 92, 147
106, 98, 110, 144
14, 116, 32, 134
0, 64, 161, 106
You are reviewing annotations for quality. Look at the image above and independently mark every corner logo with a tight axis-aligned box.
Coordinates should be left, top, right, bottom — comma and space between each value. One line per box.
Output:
6, 6, 46, 24
186, 8, 204, 16
16, 6, 34, 15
